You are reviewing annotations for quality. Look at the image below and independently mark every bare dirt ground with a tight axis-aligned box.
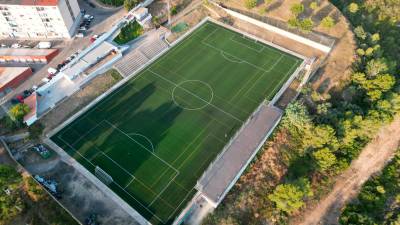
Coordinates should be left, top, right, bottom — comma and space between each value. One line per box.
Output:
223, 0, 356, 94
298, 116, 400, 225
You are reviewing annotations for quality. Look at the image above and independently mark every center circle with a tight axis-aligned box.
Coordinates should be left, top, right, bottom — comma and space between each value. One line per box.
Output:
172, 80, 213, 110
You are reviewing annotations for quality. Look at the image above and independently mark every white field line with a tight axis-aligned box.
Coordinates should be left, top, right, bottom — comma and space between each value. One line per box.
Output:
219, 51, 244, 63
230, 35, 264, 53
127, 133, 155, 153
166, 187, 196, 221
59, 128, 175, 224
242, 54, 285, 97
201, 40, 279, 74
228, 68, 265, 103
171, 122, 213, 166
112, 181, 166, 224
147, 69, 244, 123
151, 63, 251, 117
264, 60, 300, 100
70, 120, 105, 146
177, 133, 212, 170
148, 172, 179, 207
104, 120, 180, 174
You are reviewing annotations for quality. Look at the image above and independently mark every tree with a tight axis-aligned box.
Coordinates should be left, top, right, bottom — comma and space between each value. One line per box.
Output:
290, 3, 304, 17
299, 18, 314, 32
312, 148, 337, 172
123, 0, 138, 11
244, 0, 257, 9
288, 17, 300, 28
9, 103, 30, 121
281, 102, 312, 132
365, 47, 374, 56
370, 33, 380, 43
348, 2, 359, 14
268, 183, 306, 214
357, 48, 365, 56
321, 16, 335, 28
354, 26, 367, 40
366, 58, 389, 77
310, 2, 318, 10
303, 125, 338, 150
0, 165, 24, 223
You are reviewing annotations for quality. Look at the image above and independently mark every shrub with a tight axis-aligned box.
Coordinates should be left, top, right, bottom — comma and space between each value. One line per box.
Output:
290, 3, 304, 17
244, 0, 257, 9
348, 2, 359, 14
321, 16, 336, 29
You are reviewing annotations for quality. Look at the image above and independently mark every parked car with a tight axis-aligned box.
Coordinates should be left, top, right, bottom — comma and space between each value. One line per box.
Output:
30, 144, 51, 159
16, 95, 24, 103
90, 34, 99, 43
76, 32, 85, 38
36, 41, 52, 49
84, 14, 94, 20
0, 43, 7, 48
11, 43, 21, 48
79, 26, 87, 31
47, 67, 58, 75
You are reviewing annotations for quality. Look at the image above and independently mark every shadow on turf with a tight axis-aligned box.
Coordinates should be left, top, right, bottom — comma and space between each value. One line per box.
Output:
92, 81, 184, 181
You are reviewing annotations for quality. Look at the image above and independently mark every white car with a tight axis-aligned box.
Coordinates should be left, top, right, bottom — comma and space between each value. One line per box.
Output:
36, 41, 52, 49
11, 43, 21, 48
76, 32, 85, 38
47, 67, 58, 74
84, 14, 94, 20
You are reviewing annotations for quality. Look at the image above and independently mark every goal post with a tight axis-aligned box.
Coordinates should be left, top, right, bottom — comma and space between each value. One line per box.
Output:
95, 166, 113, 185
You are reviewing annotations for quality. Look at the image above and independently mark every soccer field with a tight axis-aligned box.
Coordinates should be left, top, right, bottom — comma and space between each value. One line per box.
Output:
51, 21, 303, 224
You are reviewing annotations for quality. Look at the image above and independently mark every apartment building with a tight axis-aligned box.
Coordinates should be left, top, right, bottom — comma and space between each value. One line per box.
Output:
0, 0, 81, 39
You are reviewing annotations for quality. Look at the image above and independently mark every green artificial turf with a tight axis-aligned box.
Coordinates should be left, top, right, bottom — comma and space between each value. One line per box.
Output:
51, 21, 302, 224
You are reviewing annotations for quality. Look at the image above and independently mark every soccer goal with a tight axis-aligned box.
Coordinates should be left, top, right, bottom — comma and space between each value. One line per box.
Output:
95, 166, 113, 185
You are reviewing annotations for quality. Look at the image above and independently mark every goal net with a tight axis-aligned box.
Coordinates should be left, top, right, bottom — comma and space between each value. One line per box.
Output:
95, 166, 113, 185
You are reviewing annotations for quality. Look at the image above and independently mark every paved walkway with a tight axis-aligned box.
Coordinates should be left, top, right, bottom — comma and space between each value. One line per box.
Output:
299, 116, 400, 225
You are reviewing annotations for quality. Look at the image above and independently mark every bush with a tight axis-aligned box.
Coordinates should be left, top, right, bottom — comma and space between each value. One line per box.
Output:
28, 122, 44, 140
290, 3, 304, 17
170, 5, 178, 15
244, 0, 257, 9
123, 0, 138, 11
321, 16, 336, 28
9, 103, 30, 121
113, 21, 143, 45
299, 18, 314, 32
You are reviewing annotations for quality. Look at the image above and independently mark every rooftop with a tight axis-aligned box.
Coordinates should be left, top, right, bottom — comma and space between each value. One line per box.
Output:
0, 48, 58, 56
23, 92, 38, 125
0, 67, 31, 88
0, 0, 58, 6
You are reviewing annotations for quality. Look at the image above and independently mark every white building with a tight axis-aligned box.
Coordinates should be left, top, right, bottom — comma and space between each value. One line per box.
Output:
0, 0, 81, 39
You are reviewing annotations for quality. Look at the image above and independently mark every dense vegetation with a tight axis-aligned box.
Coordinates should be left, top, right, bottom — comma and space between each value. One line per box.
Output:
113, 21, 144, 45
340, 149, 400, 224
205, 0, 400, 224
0, 165, 78, 225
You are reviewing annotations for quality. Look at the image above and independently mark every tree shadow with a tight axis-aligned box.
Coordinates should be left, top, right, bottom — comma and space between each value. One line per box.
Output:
311, 4, 334, 25
265, 0, 283, 13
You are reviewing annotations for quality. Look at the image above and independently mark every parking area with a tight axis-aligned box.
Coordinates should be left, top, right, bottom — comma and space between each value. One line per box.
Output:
0, 0, 125, 107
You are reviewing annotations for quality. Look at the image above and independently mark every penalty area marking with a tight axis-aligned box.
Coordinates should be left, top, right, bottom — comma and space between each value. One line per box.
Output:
127, 133, 155, 153
220, 51, 243, 63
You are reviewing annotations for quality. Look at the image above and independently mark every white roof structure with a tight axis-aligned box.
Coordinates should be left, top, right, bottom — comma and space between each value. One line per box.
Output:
61, 41, 117, 80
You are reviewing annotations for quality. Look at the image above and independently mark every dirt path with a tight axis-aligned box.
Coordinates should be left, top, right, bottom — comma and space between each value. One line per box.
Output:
299, 116, 400, 225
